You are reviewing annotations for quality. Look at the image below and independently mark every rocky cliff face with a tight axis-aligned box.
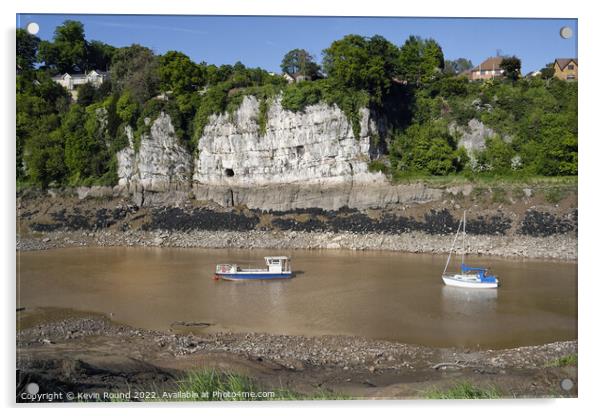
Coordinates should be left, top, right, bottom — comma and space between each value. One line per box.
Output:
191, 95, 403, 210
116, 113, 192, 204
193, 96, 375, 186
114, 98, 478, 210
449, 119, 495, 159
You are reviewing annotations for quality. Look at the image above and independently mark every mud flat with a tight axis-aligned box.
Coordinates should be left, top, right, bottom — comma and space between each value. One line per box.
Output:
17, 308, 577, 401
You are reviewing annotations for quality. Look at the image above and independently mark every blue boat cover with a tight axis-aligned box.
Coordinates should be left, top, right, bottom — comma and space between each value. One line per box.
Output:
461, 263, 497, 282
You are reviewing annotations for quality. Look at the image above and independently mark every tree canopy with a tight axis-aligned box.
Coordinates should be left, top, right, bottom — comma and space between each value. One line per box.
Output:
158, 51, 204, 95
16, 29, 40, 71
398, 36, 444, 85
110, 44, 160, 103
38, 20, 88, 73
322, 34, 400, 105
540, 62, 555, 80
443, 58, 473, 75
500, 56, 521, 81
280, 49, 321, 79
16, 21, 578, 188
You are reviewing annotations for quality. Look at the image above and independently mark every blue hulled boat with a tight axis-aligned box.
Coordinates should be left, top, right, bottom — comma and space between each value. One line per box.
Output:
214, 256, 292, 281
442, 211, 500, 289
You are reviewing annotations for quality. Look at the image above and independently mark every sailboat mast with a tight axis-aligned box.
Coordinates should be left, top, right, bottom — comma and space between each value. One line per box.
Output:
443, 214, 463, 275
461, 210, 466, 266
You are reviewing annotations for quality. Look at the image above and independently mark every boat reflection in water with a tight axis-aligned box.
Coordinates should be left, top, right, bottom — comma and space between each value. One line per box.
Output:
440, 285, 498, 318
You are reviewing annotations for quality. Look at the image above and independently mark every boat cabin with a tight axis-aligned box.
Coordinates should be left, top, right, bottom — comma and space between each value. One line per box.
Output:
460, 263, 497, 283
265, 256, 291, 273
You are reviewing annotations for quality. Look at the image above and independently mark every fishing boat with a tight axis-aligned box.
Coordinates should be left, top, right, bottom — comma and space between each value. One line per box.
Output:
214, 256, 293, 281
442, 211, 499, 289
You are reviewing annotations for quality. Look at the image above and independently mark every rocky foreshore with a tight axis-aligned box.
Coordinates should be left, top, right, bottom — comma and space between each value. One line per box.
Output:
16, 311, 578, 400
17, 313, 577, 373
16, 228, 577, 260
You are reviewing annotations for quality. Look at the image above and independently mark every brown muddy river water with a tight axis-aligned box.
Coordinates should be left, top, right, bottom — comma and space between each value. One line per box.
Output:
17, 247, 577, 349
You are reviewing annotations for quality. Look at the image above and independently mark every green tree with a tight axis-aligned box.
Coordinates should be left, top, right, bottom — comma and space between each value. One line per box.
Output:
205, 64, 233, 85
443, 58, 473, 75
398, 36, 444, 85
23, 120, 67, 188
110, 44, 159, 103
540, 62, 555, 80
86, 40, 115, 71
17, 71, 70, 182
500, 56, 521, 81
158, 50, 204, 95
16, 28, 40, 71
322, 34, 400, 104
116, 90, 139, 125
475, 136, 515, 174
76, 83, 98, 106
390, 121, 462, 176
63, 105, 95, 180
38, 20, 88, 73
280, 49, 321, 79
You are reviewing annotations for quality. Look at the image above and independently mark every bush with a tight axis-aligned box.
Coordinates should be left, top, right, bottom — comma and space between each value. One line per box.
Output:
390, 121, 465, 176
368, 160, 389, 174
281, 81, 323, 112
474, 135, 515, 174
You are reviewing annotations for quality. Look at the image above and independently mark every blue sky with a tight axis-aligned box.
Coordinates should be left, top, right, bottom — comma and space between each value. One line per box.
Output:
16, 14, 578, 74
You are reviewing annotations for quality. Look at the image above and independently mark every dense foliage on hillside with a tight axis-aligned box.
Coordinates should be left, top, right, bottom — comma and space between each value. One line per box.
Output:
16, 20, 577, 188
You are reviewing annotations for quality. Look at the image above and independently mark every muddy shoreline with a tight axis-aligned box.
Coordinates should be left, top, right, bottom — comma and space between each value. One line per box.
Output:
16, 308, 578, 401
17, 229, 577, 261
16, 188, 578, 260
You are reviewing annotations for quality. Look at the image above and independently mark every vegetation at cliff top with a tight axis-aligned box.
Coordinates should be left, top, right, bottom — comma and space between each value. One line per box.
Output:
17, 20, 577, 189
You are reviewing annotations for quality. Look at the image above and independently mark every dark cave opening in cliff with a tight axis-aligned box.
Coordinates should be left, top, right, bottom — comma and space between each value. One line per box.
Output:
224, 168, 235, 177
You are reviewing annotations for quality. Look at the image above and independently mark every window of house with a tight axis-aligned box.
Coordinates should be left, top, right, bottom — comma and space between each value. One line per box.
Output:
568, 64, 575, 70
567, 75, 575, 80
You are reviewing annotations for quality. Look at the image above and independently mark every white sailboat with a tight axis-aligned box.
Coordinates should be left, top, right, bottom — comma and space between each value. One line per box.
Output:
442, 211, 499, 289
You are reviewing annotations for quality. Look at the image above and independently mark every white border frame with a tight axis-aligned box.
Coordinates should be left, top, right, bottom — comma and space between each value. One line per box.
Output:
3, 1, 599, 415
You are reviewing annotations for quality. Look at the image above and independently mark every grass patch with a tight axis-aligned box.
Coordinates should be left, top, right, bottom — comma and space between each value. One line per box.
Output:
546, 354, 577, 367
368, 160, 389, 174
424, 381, 501, 399
174, 369, 349, 401
491, 187, 508, 204
471, 186, 489, 202
511, 187, 525, 200
544, 187, 568, 204
390, 173, 577, 187
257, 97, 270, 136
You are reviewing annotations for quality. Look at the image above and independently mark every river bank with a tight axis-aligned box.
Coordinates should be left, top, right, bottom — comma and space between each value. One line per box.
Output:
17, 228, 577, 260
17, 185, 577, 260
16, 308, 578, 401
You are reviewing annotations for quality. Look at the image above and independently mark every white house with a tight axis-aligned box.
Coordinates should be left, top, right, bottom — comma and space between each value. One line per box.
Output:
51, 70, 109, 91
282, 72, 310, 84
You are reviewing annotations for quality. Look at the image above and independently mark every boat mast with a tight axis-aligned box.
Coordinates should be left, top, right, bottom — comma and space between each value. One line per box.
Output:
443, 214, 463, 275
461, 210, 466, 266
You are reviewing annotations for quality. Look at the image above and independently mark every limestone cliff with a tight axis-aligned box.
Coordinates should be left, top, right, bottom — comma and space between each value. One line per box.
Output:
114, 97, 466, 210
193, 96, 375, 186
116, 113, 192, 204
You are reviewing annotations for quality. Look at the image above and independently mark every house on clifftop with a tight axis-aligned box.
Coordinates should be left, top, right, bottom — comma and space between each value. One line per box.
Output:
467, 57, 505, 81
51, 70, 109, 91
554, 58, 578, 81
